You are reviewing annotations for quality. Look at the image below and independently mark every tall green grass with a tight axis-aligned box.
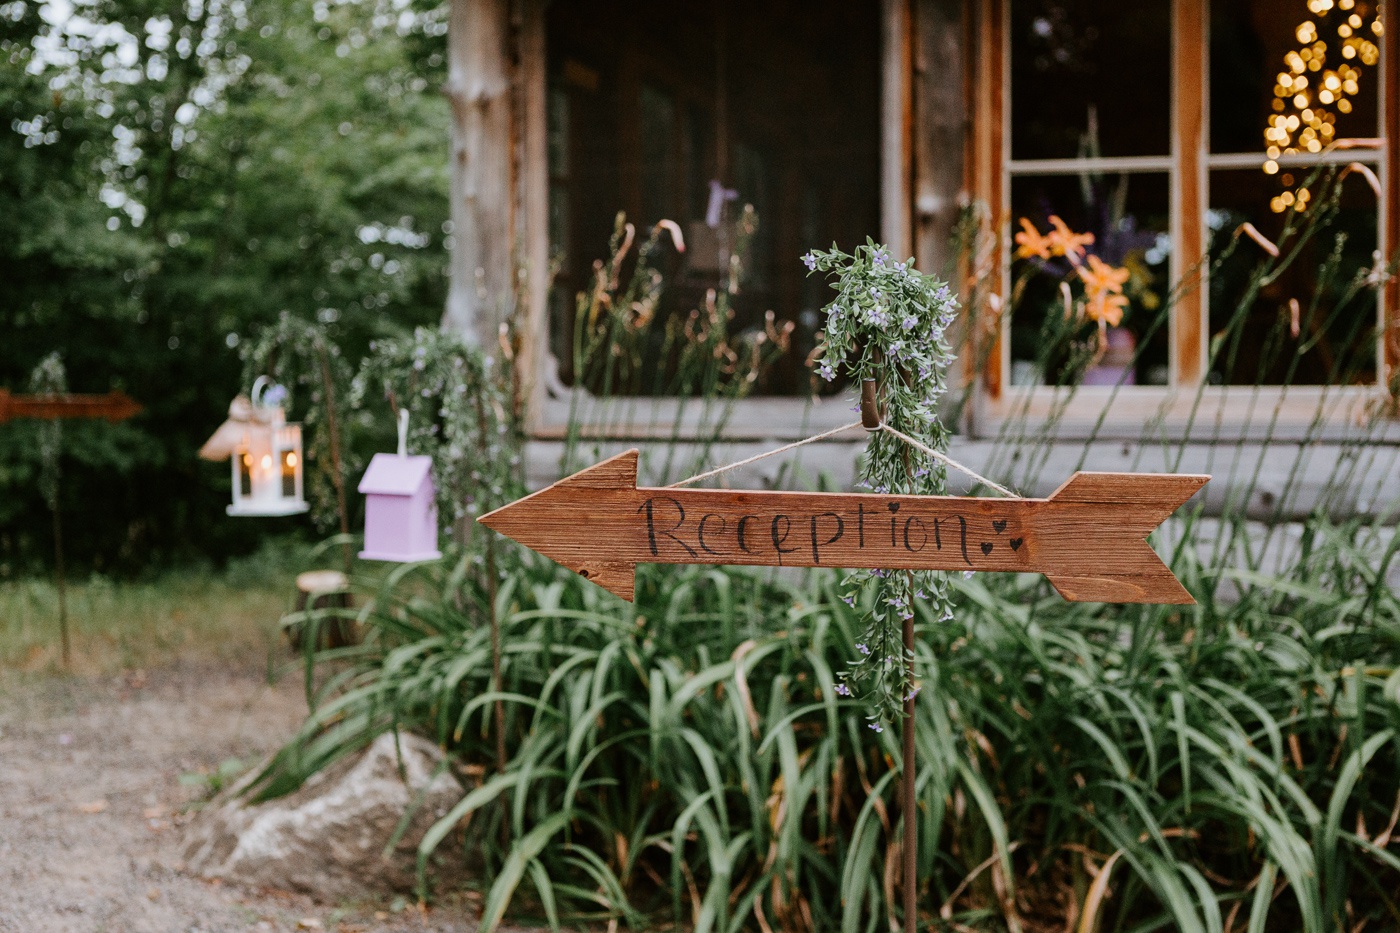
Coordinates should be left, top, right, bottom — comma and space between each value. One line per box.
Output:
253, 517, 1399, 932
0, 539, 303, 673
256, 169, 1400, 930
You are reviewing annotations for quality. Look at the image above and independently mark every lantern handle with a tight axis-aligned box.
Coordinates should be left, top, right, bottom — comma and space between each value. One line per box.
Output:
397, 408, 409, 457
251, 375, 271, 408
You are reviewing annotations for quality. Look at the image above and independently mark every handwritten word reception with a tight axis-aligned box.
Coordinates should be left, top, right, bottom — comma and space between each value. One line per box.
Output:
478, 450, 1209, 605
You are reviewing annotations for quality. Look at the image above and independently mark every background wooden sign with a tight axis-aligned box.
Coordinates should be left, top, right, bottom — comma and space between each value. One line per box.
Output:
0, 389, 142, 424
478, 449, 1210, 604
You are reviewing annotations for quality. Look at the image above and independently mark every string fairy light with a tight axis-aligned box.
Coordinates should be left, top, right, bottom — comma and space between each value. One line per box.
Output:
1264, 0, 1382, 213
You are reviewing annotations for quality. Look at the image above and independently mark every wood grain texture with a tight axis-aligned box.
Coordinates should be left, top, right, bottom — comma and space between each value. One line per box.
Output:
479, 449, 1209, 605
1171, 0, 1207, 387
0, 390, 142, 424
969, 0, 1005, 402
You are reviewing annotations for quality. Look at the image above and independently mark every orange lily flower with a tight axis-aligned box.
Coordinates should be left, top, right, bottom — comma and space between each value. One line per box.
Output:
1046, 215, 1095, 260
1085, 290, 1129, 327
1014, 218, 1053, 260
1079, 254, 1131, 326
1080, 254, 1129, 293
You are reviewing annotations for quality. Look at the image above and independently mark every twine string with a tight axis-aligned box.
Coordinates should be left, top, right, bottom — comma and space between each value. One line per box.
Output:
665, 420, 863, 488
665, 417, 1022, 499
875, 423, 1021, 499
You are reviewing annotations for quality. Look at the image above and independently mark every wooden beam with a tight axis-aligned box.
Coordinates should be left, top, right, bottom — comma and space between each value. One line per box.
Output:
882, 0, 914, 259
1171, 0, 1207, 387
518, 0, 550, 431
1384, 16, 1400, 397
969, 0, 1005, 405
443, 0, 515, 347
913, 0, 967, 281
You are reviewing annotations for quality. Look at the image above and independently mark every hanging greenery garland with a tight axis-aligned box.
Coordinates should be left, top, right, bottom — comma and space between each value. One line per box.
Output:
804, 240, 961, 724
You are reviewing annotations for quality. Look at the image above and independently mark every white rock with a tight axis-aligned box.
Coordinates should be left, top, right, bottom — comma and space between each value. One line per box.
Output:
182, 731, 465, 900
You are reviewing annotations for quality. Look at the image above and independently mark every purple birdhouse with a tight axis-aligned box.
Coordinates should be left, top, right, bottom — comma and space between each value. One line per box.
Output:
358, 451, 442, 563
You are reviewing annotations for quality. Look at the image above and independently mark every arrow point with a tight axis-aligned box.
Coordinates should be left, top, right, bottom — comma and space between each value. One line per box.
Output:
477, 449, 641, 600
107, 391, 142, 421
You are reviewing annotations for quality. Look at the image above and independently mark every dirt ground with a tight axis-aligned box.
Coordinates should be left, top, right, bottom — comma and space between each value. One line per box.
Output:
0, 661, 488, 933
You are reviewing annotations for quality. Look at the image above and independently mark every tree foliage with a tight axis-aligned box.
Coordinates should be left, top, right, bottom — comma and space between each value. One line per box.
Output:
0, 0, 450, 573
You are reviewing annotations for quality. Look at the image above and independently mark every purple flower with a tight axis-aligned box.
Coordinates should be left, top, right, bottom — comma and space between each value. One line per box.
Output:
902, 315, 917, 331
817, 361, 836, 382
802, 252, 817, 271
835, 683, 851, 697
963, 570, 975, 580
905, 687, 921, 701
840, 594, 856, 607
869, 722, 884, 732
855, 642, 870, 655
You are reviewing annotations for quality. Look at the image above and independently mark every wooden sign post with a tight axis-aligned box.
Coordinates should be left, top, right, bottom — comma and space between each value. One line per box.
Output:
478, 449, 1209, 604
1, 386, 141, 668
0, 389, 142, 424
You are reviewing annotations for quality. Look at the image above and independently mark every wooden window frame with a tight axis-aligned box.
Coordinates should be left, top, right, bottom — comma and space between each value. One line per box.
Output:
968, 0, 1400, 441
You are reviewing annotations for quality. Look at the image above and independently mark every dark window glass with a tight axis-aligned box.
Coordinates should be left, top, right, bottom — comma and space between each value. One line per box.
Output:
1210, 0, 1381, 154
1207, 167, 1378, 386
545, 0, 881, 395
639, 83, 677, 226
1008, 172, 1171, 386
1010, 0, 1171, 160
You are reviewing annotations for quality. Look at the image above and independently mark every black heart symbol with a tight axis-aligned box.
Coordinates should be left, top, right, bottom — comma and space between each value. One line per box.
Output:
980, 542, 993, 556
1009, 538, 1023, 552
992, 520, 1007, 533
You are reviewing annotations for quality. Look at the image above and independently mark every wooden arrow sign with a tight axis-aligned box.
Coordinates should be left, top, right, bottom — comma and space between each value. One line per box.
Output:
478, 450, 1210, 605
0, 389, 142, 424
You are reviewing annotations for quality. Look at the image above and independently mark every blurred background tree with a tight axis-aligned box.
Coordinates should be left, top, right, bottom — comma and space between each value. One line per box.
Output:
0, 0, 450, 575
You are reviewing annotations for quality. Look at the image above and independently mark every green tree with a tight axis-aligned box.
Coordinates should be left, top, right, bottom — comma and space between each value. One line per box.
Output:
1, 0, 450, 573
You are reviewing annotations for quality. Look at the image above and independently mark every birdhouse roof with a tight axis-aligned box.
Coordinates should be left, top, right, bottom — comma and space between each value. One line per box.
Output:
359, 453, 434, 496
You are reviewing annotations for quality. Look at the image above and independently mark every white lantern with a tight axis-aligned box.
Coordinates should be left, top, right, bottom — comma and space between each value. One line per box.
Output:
199, 377, 309, 517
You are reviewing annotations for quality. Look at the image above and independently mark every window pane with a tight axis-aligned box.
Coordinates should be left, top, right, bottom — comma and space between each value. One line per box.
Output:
1008, 172, 1171, 386
1010, 0, 1171, 160
1207, 167, 1379, 386
1211, 0, 1381, 154
546, 0, 881, 395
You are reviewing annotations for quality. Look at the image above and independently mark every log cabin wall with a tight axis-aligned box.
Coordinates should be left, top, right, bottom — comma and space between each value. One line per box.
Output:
448, 0, 1398, 449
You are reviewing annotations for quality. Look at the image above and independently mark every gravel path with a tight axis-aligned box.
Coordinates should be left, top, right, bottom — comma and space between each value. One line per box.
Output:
0, 663, 483, 933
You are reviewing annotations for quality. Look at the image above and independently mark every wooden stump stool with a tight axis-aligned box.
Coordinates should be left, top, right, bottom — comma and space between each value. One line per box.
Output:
285, 569, 357, 650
